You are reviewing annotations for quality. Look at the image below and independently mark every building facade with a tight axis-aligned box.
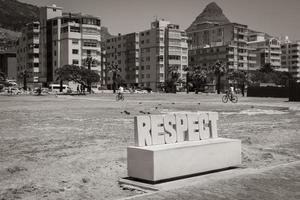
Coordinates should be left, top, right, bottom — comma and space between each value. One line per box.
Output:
0, 50, 17, 80
39, 5, 102, 87
281, 41, 300, 81
16, 22, 40, 87
105, 32, 139, 89
105, 20, 188, 91
248, 31, 283, 71
187, 22, 257, 72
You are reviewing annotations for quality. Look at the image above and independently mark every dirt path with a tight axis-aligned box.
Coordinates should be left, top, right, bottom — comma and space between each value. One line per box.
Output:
0, 94, 299, 199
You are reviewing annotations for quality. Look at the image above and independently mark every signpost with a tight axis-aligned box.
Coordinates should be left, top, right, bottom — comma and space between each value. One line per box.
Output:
127, 112, 241, 183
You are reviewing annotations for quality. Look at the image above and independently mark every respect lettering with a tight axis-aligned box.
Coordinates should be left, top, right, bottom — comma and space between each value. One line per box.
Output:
134, 112, 218, 147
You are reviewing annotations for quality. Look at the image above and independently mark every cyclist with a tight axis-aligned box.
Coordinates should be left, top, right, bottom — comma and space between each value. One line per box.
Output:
228, 85, 235, 100
117, 85, 124, 100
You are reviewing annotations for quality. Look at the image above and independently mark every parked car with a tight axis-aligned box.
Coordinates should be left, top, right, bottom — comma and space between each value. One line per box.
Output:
134, 89, 148, 94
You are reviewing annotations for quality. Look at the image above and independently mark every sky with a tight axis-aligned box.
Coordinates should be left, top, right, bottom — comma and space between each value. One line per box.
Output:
20, 0, 300, 40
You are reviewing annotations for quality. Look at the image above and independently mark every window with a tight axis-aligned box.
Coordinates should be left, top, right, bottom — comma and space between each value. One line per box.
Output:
61, 26, 68, 33
83, 40, 98, 47
73, 59, 79, 65
82, 18, 101, 26
70, 26, 80, 33
82, 27, 100, 35
146, 74, 150, 78
72, 40, 79, 45
168, 55, 181, 60
146, 65, 150, 70
72, 49, 79, 54
146, 57, 150, 61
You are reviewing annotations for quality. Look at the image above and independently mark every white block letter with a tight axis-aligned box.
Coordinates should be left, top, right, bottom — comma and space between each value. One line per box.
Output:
199, 113, 210, 140
209, 112, 219, 138
151, 115, 165, 145
134, 116, 152, 147
187, 114, 200, 141
175, 114, 188, 142
164, 114, 177, 144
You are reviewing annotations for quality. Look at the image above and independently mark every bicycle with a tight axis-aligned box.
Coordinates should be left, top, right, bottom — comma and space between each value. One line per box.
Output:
222, 91, 238, 103
116, 92, 124, 101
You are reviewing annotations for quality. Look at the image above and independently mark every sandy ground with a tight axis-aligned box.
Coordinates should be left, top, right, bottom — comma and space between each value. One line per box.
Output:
0, 93, 299, 200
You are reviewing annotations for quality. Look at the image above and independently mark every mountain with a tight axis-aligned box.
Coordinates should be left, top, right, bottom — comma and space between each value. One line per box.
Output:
187, 2, 230, 32
0, 0, 113, 50
100, 26, 113, 41
0, 0, 39, 31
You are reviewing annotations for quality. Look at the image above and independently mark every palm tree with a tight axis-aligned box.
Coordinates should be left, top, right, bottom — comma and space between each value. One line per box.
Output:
165, 65, 180, 93
82, 56, 98, 93
228, 70, 247, 96
183, 65, 208, 94
211, 60, 227, 94
106, 64, 121, 93
18, 70, 31, 90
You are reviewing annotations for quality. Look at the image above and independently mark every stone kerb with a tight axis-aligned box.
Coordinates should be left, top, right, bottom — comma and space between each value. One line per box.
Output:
127, 112, 241, 182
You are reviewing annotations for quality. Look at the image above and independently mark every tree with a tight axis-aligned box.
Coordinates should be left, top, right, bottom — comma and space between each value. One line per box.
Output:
18, 70, 31, 90
248, 63, 292, 88
82, 56, 98, 93
259, 63, 275, 73
228, 70, 247, 96
211, 60, 227, 94
106, 64, 121, 93
185, 66, 208, 94
165, 65, 180, 93
55, 65, 100, 92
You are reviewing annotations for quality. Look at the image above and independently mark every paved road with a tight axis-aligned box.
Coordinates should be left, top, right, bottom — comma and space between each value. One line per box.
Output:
123, 161, 300, 200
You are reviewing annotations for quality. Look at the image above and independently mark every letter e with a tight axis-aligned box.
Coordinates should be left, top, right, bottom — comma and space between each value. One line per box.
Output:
187, 114, 200, 141
151, 115, 165, 145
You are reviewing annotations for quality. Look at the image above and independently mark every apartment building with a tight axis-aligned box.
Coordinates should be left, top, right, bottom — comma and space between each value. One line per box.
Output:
39, 5, 102, 87
105, 20, 188, 91
105, 32, 139, 89
187, 22, 256, 72
16, 22, 40, 87
0, 50, 17, 80
248, 31, 283, 71
281, 41, 300, 81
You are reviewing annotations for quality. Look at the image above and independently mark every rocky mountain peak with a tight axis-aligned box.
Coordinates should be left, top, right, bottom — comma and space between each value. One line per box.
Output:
187, 2, 230, 32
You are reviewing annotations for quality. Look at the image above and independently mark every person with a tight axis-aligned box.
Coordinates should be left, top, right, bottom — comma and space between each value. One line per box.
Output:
118, 86, 124, 99
229, 85, 235, 99
77, 85, 80, 94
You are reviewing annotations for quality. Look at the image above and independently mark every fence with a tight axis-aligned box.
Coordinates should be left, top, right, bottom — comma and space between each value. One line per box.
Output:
289, 81, 300, 101
247, 86, 288, 98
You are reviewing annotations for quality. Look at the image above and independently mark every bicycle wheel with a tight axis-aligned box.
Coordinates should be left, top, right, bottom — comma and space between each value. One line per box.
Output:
121, 95, 124, 101
231, 95, 238, 103
222, 95, 228, 103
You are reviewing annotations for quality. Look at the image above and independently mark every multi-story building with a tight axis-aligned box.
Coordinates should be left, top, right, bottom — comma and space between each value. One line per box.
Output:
105, 20, 188, 91
248, 30, 283, 71
187, 22, 256, 72
0, 49, 17, 80
105, 32, 139, 89
16, 22, 40, 88
281, 41, 300, 81
39, 5, 102, 87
